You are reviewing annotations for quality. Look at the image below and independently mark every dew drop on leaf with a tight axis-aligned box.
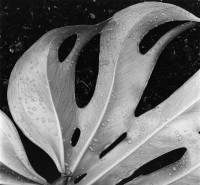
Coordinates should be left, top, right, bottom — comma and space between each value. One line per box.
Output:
178, 135, 182, 141
48, 118, 52, 122
42, 118, 46, 123
127, 139, 132, 144
172, 167, 176, 171
32, 107, 36, 111
54, 133, 57, 136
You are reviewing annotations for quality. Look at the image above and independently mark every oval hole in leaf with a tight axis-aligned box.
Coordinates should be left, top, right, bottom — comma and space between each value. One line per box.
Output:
58, 34, 77, 62
99, 132, 127, 159
135, 24, 200, 117
116, 147, 187, 185
139, 21, 188, 55
15, 122, 60, 183
71, 127, 81, 147
74, 173, 87, 184
75, 34, 100, 108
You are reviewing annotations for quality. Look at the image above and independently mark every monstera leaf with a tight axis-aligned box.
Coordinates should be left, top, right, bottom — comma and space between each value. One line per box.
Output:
0, 2, 200, 185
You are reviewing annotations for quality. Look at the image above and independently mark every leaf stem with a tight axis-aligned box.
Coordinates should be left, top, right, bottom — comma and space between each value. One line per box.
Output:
50, 173, 72, 185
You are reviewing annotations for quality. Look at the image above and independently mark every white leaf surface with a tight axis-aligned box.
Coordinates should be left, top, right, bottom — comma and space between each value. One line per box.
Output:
68, 2, 200, 185
3, 1, 200, 185
0, 110, 47, 185
7, 21, 109, 175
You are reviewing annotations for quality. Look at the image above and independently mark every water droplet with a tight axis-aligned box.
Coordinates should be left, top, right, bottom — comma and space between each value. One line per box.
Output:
127, 139, 132, 144
172, 167, 176, 171
28, 111, 33, 115
175, 131, 179, 135
111, 93, 116, 99
178, 135, 182, 141
32, 107, 36, 111
128, 170, 134, 176
33, 98, 37, 101
42, 118, 46, 123
54, 132, 57, 136
89, 146, 94, 151
102, 143, 110, 150
116, 178, 122, 183
65, 163, 68, 167
48, 118, 52, 122
141, 127, 145, 132
102, 122, 105, 127
148, 141, 152, 146
93, 138, 98, 142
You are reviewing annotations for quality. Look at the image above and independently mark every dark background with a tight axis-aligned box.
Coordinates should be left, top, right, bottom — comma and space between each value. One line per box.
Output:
0, 0, 200, 183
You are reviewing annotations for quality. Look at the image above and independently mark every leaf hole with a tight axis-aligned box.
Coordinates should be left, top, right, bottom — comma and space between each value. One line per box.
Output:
99, 132, 127, 159
58, 34, 77, 62
135, 24, 200, 117
74, 173, 87, 184
75, 33, 100, 108
15, 123, 60, 183
116, 147, 187, 185
139, 21, 188, 55
71, 127, 81, 147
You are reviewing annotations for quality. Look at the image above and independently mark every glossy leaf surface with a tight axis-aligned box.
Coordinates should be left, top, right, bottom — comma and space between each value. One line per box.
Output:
0, 110, 47, 185
1, 2, 200, 185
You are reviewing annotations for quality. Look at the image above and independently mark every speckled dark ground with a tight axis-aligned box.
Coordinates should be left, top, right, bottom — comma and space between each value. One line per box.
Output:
0, 0, 200, 183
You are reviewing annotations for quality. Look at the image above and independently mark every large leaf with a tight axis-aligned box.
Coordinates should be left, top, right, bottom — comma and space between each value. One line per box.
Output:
69, 2, 200, 185
4, 1, 200, 185
0, 110, 47, 185
6, 20, 110, 175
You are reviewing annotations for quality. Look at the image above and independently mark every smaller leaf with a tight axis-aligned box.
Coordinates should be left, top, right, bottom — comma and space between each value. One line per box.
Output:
0, 110, 47, 185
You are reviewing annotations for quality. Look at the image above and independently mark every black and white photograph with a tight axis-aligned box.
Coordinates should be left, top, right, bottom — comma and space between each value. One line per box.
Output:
0, 0, 200, 184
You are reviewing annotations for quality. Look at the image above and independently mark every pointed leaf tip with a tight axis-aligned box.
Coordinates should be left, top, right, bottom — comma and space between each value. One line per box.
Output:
0, 110, 47, 185
4, 1, 200, 185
